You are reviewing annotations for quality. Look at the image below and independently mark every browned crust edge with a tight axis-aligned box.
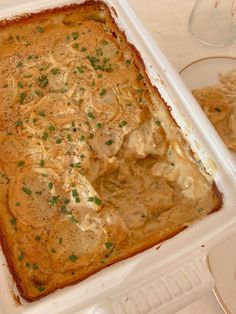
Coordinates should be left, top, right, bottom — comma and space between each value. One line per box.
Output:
0, 0, 223, 303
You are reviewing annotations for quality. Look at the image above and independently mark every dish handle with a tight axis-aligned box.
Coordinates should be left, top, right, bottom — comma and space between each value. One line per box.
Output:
84, 252, 214, 314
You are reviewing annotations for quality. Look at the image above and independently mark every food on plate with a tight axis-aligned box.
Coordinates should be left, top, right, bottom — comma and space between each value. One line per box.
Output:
0, 1, 222, 301
192, 69, 236, 152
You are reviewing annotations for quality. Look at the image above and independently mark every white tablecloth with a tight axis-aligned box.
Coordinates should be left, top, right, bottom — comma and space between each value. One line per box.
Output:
129, 0, 236, 313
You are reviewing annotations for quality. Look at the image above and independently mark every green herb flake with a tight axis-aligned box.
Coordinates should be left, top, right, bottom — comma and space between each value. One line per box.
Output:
10, 218, 17, 225
50, 68, 60, 75
38, 111, 45, 117
137, 74, 144, 81
75, 197, 80, 203
51, 248, 56, 253
72, 189, 78, 197
22, 186, 32, 195
15, 202, 21, 207
81, 47, 86, 52
87, 112, 95, 119
105, 242, 114, 250
59, 237, 63, 244
96, 123, 103, 129
79, 135, 85, 142
75, 162, 81, 168
16, 61, 23, 68
94, 197, 101, 205
26, 262, 30, 268
88, 196, 94, 202
119, 120, 127, 128
42, 131, 48, 140
35, 235, 41, 241
38, 286, 45, 292
155, 120, 161, 126
36, 26, 44, 33
18, 81, 24, 88
69, 254, 78, 262
73, 43, 79, 49
36, 75, 48, 88
64, 198, 70, 205
56, 138, 62, 144
19, 92, 26, 104
39, 160, 44, 167
72, 32, 78, 40
48, 182, 53, 190
99, 89, 106, 96
48, 125, 55, 131
105, 139, 114, 146
17, 160, 25, 167
15, 120, 22, 127
67, 134, 72, 142
18, 252, 24, 261
76, 66, 84, 74
49, 196, 58, 207
214, 107, 222, 112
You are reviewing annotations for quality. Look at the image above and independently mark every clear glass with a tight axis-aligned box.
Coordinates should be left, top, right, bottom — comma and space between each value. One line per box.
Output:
189, 0, 236, 47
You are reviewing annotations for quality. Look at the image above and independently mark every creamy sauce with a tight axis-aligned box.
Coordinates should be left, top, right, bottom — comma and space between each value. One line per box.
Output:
0, 3, 222, 300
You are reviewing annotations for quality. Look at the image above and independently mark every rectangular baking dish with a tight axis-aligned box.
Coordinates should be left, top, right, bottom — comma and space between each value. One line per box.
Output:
0, 1, 236, 313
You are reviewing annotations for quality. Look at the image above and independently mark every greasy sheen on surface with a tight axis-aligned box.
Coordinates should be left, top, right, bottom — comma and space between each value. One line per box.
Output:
192, 69, 236, 152
0, 2, 222, 301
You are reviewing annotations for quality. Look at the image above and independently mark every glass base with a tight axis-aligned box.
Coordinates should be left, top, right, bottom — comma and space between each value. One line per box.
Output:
189, 10, 236, 47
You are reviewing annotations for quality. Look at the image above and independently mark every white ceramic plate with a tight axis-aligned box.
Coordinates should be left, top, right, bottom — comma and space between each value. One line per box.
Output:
180, 56, 236, 163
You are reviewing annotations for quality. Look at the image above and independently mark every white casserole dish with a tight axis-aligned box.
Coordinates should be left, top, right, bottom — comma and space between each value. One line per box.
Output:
0, 1, 236, 313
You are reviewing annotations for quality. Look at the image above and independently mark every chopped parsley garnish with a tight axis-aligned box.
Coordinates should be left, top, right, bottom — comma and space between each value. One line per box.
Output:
105, 139, 114, 146
72, 189, 78, 197
75, 197, 80, 203
33, 263, 39, 269
137, 74, 144, 81
119, 120, 127, 128
56, 138, 62, 144
15, 120, 22, 127
75, 162, 81, 168
16, 61, 23, 68
18, 252, 24, 261
18, 81, 24, 88
64, 198, 70, 205
10, 218, 17, 225
105, 242, 114, 249
48, 125, 55, 131
17, 160, 25, 167
59, 237, 63, 244
94, 197, 101, 205
49, 196, 58, 207
38, 286, 45, 292
81, 47, 86, 52
50, 68, 60, 75
36, 26, 44, 33
96, 123, 103, 129
36, 75, 48, 88
215, 107, 222, 112
125, 59, 131, 65
69, 255, 78, 262
42, 131, 49, 140
155, 120, 161, 126
19, 92, 26, 104
88, 196, 94, 202
40, 160, 44, 167
67, 134, 72, 142
26, 262, 30, 268
22, 186, 32, 195
79, 135, 85, 142
38, 111, 45, 117
72, 32, 78, 40
35, 235, 41, 241
48, 182, 53, 189
76, 66, 84, 74
87, 112, 95, 119
73, 43, 79, 49
15, 202, 21, 206
99, 89, 106, 96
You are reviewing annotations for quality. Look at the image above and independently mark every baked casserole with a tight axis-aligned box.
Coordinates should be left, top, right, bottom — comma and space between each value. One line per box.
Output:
0, 1, 222, 301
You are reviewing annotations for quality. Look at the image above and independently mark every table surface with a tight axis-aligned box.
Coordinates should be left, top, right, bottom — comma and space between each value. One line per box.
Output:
129, 0, 236, 313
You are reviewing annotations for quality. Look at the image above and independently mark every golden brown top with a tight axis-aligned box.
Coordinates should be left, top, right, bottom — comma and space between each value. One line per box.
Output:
0, 2, 221, 301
